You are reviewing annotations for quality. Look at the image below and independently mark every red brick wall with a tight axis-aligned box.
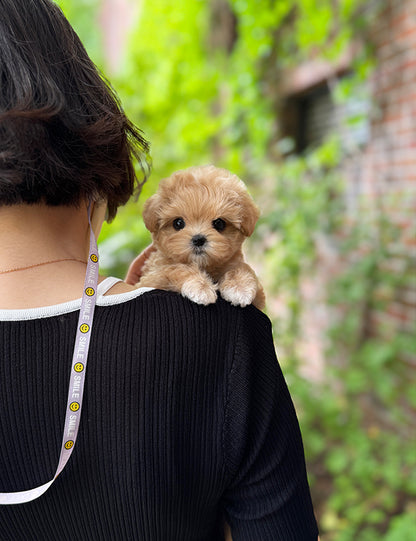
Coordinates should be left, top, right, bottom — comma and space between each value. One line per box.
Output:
363, 0, 416, 194
279, 0, 416, 374
354, 0, 416, 348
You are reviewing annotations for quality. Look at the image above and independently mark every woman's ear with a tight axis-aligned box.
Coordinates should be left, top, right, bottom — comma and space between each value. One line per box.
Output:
142, 194, 161, 233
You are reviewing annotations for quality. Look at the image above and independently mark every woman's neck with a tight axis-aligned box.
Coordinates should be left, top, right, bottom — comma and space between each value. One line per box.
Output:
0, 203, 95, 309
0, 203, 90, 267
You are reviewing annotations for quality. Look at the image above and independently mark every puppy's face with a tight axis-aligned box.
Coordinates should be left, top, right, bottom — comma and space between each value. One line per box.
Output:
143, 166, 259, 270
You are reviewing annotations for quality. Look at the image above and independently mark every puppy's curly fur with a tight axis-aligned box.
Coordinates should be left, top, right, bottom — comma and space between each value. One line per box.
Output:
136, 165, 265, 309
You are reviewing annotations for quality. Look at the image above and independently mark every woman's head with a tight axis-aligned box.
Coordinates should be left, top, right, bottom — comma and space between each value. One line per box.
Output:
0, 0, 150, 221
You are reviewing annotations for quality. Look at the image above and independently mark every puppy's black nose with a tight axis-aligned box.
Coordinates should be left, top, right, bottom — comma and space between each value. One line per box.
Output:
192, 234, 207, 247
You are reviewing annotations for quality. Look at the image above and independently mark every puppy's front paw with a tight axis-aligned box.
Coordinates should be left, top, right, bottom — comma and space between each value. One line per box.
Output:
220, 282, 257, 307
219, 268, 259, 307
181, 276, 218, 305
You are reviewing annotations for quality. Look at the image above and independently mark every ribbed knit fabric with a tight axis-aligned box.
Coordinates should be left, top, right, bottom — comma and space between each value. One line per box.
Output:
0, 290, 318, 540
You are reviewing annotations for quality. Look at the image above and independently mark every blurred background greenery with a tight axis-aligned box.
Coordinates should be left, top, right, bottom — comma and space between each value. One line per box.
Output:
57, 0, 416, 539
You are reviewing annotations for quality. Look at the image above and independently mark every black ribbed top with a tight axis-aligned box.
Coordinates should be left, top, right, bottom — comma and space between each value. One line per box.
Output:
0, 290, 318, 540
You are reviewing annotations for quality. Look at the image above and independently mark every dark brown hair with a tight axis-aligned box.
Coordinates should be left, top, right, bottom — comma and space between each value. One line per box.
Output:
0, 0, 150, 220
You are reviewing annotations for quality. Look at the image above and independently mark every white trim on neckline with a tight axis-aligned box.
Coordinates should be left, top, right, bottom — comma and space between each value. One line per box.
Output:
0, 277, 154, 321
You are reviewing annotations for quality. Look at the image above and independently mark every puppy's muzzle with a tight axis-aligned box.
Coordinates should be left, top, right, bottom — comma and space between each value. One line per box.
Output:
191, 234, 207, 254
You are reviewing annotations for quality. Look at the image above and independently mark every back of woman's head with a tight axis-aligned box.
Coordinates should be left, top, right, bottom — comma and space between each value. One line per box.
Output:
0, 0, 150, 220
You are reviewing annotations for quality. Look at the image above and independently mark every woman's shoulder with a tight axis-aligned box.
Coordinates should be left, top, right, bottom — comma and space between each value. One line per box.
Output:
101, 280, 273, 344
132, 287, 269, 320
130, 288, 273, 346
100, 279, 137, 296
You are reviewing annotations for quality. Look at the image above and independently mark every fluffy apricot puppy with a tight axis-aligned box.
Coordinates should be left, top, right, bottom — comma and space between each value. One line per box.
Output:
136, 165, 265, 309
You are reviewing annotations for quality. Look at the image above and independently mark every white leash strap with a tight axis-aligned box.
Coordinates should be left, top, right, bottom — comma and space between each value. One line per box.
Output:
0, 206, 99, 505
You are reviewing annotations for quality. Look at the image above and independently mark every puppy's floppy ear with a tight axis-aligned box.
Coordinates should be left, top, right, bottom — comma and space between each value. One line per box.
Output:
142, 193, 161, 233
240, 192, 260, 237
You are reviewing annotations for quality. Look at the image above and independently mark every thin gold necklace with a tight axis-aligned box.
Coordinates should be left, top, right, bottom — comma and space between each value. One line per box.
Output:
0, 258, 88, 275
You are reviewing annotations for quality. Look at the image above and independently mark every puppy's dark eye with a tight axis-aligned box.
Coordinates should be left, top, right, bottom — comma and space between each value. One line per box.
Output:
173, 218, 186, 231
212, 218, 226, 232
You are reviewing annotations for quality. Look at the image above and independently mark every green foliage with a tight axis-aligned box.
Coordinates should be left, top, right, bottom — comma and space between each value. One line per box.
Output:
292, 215, 416, 539
56, 0, 103, 64
60, 1, 416, 539
264, 114, 415, 539
384, 512, 416, 541
119, 0, 219, 174
320, 217, 416, 540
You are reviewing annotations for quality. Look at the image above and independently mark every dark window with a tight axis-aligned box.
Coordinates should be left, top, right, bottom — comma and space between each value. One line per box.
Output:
279, 78, 370, 155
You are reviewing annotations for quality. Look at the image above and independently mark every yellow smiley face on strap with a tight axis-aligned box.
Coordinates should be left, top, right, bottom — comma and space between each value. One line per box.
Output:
69, 402, 80, 412
79, 324, 90, 333
90, 254, 98, 263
